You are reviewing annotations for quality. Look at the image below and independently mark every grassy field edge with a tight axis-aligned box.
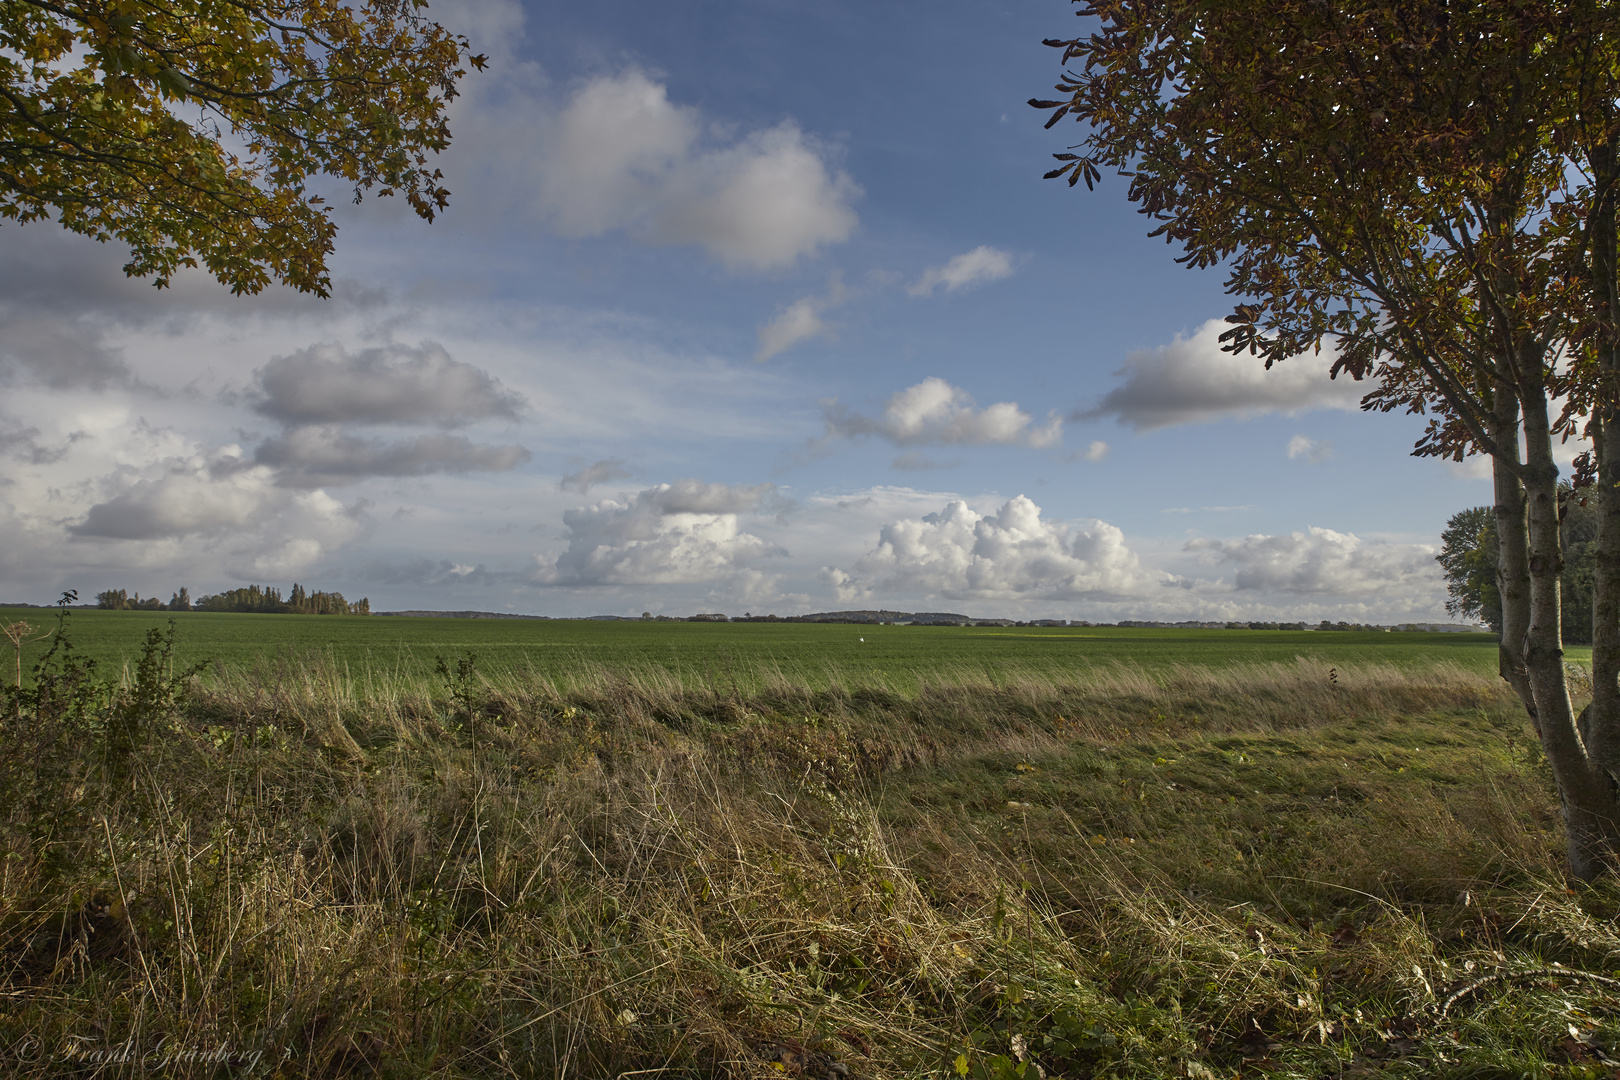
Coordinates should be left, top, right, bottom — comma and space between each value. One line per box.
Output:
5, 648, 1619, 1078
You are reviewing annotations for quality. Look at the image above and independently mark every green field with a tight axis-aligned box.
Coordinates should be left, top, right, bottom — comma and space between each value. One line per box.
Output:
0, 606, 1516, 690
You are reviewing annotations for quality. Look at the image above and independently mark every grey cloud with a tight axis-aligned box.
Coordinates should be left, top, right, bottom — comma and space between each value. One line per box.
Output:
1078, 318, 1366, 431
356, 558, 521, 588
255, 427, 531, 486
0, 223, 382, 334
0, 313, 136, 390
251, 341, 525, 427
0, 224, 222, 325
0, 426, 38, 454
0, 425, 71, 465
71, 484, 263, 540
560, 458, 632, 493
68, 455, 341, 541
646, 478, 774, 515
0, 226, 392, 396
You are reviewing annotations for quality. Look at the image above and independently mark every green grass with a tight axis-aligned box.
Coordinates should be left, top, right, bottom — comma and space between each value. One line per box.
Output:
6, 631, 1616, 1079
10, 610, 1613, 1078
0, 606, 1512, 691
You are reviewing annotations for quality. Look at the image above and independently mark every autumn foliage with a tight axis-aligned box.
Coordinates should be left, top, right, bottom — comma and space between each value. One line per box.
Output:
1035, 0, 1620, 878
0, 0, 484, 294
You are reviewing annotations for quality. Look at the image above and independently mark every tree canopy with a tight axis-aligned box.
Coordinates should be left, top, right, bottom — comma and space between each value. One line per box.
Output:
1437, 506, 1502, 634
0, 0, 484, 296
97, 582, 369, 614
1438, 494, 1601, 641
1034, 0, 1620, 878
1032, 0, 1586, 447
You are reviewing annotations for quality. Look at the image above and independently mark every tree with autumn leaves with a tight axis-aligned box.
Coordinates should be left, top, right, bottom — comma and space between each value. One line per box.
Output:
1035, 0, 1620, 877
0, 0, 483, 296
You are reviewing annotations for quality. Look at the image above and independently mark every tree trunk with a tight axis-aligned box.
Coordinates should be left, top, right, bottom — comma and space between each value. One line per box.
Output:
1590, 413, 1620, 779
1583, 136, 1620, 817
1520, 367, 1620, 880
1492, 388, 1535, 722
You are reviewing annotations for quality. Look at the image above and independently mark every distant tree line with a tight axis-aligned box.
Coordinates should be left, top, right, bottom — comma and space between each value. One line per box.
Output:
96, 584, 370, 615
94, 590, 170, 612
1439, 490, 1597, 643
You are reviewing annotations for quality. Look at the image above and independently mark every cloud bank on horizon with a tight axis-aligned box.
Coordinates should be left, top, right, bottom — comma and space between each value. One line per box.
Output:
0, 0, 1485, 624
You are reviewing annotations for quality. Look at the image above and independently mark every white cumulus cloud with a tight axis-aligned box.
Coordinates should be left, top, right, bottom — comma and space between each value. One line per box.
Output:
1081, 318, 1367, 431
535, 480, 783, 586
849, 495, 1160, 601
908, 246, 1016, 297
1185, 527, 1440, 596
823, 378, 1062, 448
533, 70, 859, 269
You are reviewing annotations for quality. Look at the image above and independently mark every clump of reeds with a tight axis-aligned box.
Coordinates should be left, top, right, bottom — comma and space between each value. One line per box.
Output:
0, 652, 1613, 1078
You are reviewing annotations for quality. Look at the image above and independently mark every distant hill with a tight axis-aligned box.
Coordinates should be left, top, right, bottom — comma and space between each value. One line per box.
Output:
378, 610, 552, 620
791, 609, 914, 623
777, 610, 973, 624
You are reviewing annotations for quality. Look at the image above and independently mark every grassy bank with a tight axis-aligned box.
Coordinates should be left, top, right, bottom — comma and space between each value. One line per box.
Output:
3, 645, 1617, 1078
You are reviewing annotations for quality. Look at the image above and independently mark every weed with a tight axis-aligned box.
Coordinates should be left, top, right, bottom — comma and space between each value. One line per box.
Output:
2, 617, 47, 714
434, 650, 481, 725
15, 591, 106, 729
105, 619, 210, 769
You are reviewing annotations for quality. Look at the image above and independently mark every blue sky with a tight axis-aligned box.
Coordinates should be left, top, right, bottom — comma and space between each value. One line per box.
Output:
0, 0, 1514, 621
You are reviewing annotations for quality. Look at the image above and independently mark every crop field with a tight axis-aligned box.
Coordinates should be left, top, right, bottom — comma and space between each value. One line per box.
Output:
0, 606, 1514, 691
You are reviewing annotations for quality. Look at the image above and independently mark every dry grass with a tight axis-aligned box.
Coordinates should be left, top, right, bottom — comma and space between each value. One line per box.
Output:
0, 655, 1614, 1078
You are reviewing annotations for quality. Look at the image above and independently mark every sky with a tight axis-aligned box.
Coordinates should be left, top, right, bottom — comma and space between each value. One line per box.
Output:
0, 0, 1517, 622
